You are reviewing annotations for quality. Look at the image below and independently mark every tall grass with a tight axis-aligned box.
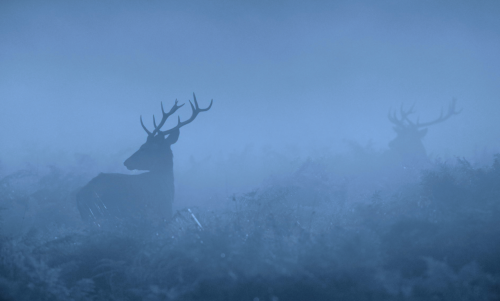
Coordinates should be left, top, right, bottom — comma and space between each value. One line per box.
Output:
0, 155, 499, 300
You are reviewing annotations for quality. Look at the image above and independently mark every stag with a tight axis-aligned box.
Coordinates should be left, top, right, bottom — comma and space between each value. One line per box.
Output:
388, 99, 461, 165
76, 94, 213, 223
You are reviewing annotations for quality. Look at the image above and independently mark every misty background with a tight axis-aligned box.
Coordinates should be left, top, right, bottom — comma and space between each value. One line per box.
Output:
1, 0, 499, 203
3, 2, 500, 300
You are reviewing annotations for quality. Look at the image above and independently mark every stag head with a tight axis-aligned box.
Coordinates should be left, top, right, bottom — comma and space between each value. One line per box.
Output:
388, 99, 461, 163
124, 93, 213, 172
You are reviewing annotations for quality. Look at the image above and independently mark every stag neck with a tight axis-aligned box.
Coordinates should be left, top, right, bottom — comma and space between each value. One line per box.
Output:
137, 168, 173, 183
143, 159, 174, 174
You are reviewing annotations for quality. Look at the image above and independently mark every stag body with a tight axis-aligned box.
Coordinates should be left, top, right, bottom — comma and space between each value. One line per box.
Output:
387, 100, 460, 166
76, 94, 212, 222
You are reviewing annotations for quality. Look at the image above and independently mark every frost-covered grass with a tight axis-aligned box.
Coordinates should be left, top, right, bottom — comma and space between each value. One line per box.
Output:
1, 155, 500, 300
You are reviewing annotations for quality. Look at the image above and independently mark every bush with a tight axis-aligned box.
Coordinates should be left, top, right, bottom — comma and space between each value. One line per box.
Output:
1, 155, 500, 300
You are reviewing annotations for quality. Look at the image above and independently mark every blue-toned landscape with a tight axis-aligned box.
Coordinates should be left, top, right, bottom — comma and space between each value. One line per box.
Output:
1, 1, 499, 300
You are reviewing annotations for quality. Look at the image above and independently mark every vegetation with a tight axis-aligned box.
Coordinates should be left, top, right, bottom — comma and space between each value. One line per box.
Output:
0, 154, 499, 300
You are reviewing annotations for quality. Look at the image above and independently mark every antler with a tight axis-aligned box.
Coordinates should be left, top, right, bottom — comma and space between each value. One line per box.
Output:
388, 100, 461, 129
159, 93, 213, 136
388, 103, 416, 128
414, 99, 461, 128
140, 100, 185, 136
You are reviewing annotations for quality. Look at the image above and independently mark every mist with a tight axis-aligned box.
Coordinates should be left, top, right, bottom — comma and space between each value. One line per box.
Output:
1, 1, 500, 300
2, 0, 499, 169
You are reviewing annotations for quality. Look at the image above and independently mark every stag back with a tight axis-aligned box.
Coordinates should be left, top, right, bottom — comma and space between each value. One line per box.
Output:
76, 94, 213, 223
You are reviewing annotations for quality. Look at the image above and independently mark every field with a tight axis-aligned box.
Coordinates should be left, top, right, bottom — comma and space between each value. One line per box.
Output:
1, 152, 499, 301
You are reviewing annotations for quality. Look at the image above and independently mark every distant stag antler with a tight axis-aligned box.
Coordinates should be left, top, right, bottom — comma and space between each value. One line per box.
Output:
387, 99, 461, 165
388, 99, 461, 130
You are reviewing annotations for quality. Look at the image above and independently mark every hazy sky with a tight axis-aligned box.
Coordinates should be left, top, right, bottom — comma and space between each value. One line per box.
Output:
1, 0, 500, 172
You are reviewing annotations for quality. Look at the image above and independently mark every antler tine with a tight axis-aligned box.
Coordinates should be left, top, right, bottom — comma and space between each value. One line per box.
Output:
140, 116, 152, 136
193, 93, 213, 112
192, 93, 199, 108
415, 99, 461, 128
388, 103, 416, 128
388, 110, 398, 123
159, 93, 213, 136
400, 103, 415, 117
138, 99, 185, 137
152, 100, 185, 135
401, 103, 416, 126
186, 93, 212, 114
388, 108, 404, 127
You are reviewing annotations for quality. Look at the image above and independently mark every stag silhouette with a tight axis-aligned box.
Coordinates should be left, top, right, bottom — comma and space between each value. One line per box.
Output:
387, 99, 461, 166
76, 94, 213, 223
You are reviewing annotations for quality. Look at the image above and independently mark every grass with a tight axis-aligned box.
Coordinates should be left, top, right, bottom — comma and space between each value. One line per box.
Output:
1, 155, 500, 300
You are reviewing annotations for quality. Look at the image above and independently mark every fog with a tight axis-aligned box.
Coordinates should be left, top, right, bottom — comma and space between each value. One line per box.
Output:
2, 0, 499, 172
1, 1, 500, 300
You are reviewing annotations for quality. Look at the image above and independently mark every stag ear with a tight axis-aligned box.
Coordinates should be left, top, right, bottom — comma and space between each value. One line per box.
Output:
164, 128, 180, 145
418, 128, 428, 138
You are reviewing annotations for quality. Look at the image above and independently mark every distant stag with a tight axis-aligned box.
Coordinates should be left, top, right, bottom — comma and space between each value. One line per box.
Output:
388, 99, 461, 165
77, 94, 213, 223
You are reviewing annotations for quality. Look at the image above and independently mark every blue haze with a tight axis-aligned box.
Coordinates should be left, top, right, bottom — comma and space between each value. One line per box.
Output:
1, 0, 499, 178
